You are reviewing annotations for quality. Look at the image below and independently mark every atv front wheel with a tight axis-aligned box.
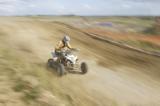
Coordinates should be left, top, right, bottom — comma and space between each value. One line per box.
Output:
47, 58, 54, 68
80, 62, 88, 74
57, 63, 65, 76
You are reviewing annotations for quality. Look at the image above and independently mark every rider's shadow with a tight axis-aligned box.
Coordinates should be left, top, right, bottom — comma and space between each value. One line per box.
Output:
67, 70, 83, 75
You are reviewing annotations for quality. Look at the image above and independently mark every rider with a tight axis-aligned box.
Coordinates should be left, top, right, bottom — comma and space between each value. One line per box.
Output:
52, 35, 72, 61
55, 35, 72, 51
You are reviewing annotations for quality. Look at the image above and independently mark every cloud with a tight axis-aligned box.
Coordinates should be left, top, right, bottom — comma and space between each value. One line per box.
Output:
122, 4, 131, 8
0, 0, 40, 15
124, 0, 160, 3
28, 4, 36, 8
0, 0, 160, 16
0, 0, 18, 14
83, 4, 92, 9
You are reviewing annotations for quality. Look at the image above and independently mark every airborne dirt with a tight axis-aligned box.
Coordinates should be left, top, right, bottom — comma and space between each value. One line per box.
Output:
0, 17, 160, 106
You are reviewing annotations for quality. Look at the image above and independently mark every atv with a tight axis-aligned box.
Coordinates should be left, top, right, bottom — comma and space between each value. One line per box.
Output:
47, 48, 88, 76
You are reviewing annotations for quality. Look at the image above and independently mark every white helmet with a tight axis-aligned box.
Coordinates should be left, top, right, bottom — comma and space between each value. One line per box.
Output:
63, 35, 70, 43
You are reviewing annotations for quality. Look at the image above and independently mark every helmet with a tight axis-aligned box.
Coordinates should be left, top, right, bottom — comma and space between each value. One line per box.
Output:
63, 35, 70, 43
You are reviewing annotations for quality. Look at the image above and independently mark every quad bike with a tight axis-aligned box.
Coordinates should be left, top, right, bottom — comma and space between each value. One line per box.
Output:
47, 48, 88, 76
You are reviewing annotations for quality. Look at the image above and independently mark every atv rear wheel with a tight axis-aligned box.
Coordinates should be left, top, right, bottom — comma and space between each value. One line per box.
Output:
57, 63, 65, 76
80, 62, 88, 74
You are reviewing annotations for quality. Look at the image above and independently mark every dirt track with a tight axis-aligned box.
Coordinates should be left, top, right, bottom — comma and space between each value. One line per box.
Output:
0, 17, 160, 106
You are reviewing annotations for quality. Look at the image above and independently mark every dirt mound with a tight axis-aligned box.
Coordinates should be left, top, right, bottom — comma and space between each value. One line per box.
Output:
0, 17, 160, 106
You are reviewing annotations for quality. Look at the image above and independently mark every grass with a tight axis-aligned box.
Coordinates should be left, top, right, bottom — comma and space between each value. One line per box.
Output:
22, 87, 40, 104
0, 35, 47, 105
0, 39, 68, 106
12, 76, 41, 104
121, 40, 160, 52
143, 26, 160, 35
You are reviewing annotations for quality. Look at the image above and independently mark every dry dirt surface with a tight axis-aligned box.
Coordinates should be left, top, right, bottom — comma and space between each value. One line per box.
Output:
0, 17, 160, 106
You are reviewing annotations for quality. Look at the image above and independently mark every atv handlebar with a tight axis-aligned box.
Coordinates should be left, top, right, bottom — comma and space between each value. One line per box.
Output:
56, 48, 79, 55
70, 48, 80, 51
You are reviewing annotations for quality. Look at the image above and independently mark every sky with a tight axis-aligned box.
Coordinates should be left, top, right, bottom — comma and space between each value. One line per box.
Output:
0, 0, 160, 16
